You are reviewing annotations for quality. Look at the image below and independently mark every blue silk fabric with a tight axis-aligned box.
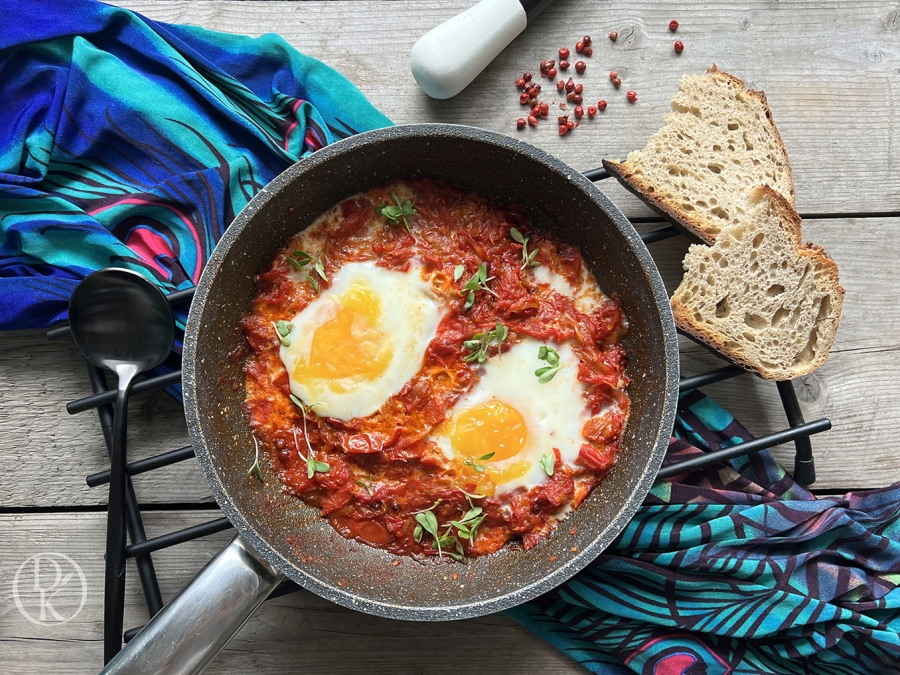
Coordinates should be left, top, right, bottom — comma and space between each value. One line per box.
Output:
3, 3, 899, 674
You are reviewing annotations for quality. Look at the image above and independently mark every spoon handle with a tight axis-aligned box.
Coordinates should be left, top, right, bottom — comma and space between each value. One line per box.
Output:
104, 365, 139, 663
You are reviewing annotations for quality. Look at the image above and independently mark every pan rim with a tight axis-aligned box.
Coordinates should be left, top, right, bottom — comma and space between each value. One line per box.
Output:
182, 123, 680, 621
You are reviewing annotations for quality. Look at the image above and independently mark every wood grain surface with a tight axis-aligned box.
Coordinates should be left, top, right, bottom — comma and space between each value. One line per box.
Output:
2, 1, 899, 673
0, 513, 578, 674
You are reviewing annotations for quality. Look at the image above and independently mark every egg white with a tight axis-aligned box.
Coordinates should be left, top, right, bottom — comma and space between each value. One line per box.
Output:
433, 338, 590, 496
279, 261, 444, 421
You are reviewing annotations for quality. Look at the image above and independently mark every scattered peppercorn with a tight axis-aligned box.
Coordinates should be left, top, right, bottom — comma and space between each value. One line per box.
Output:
583, 46, 593, 57
574, 105, 584, 118
575, 41, 584, 53
556, 79, 565, 92
531, 104, 540, 116
559, 47, 570, 59
573, 93, 583, 104
582, 35, 592, 47
559, 102, 566, 109
519, 92, 530, 104
529, 88, 539, 99
566, 120, 575, 129
558, 114, 569, 124
612, 76, 622, 87
609, 70, 618, 81
565, 79, 575, 92
516, 118, 526, 129
539, 101, 550, 117
559, 60, 570, 70
574, 83, 584, 94
523, 81, 533, 91
566, 91, 575, 102
575, 60, 586, 74
523, 72, 532, 82
515, 77, 525, 88
609, 31, 618, 41
669, 20, 679, 31
559, 124, 568, 136
528, 114, 538, 126
587, 105, 597, 117
626, 90, 637, 103
597, 99, 608, 111
674, 40, 684, 53
548, 67, 557, 78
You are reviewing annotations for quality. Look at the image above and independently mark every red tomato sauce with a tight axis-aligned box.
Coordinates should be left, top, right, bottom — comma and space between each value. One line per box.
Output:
241, 179, 630, 561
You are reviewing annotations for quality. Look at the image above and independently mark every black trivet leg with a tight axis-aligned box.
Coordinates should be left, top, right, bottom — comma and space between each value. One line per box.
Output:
777, 380, 817, 486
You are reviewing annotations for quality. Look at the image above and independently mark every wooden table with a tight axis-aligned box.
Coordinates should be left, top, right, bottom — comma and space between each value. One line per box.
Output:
2, 1, 898, 672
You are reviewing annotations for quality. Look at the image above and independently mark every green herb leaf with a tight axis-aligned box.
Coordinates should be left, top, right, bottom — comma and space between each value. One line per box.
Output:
539, 453, 555, 476
273, 319, 294, 347
413, 523, 424, 543
460, 263, 497, 309
474, 453, 495, 461
510, 227, 541, 270
374, 191, 417, 232
247, 436, 264, 482
454, 264, 465, 281
463, 323, 508, 364
288, 250, 327, 291
535, 345, 563, 383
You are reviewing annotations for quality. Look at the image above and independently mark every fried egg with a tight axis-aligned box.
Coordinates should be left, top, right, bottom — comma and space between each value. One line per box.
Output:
279, 261, 444, 420
433, 338, 590, 497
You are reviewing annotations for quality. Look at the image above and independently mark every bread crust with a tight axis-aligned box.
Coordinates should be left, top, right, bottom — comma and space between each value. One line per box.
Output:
670, 186, 845, 380
604, 65, 795, 245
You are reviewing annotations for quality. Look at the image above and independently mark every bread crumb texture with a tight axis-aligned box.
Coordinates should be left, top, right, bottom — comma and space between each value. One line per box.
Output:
605, 66, 794, 244
671, 187, 844, 380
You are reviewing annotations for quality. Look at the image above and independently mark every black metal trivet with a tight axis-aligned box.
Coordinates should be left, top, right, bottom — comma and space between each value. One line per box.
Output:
46, 167, 831, 660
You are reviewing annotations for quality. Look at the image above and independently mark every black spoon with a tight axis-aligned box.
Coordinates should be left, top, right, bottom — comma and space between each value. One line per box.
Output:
68, 268, 175, 663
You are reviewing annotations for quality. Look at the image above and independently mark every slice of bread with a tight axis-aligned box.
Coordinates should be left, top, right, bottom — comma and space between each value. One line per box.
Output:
671, 186, 844, 380
603, 65, 794, 244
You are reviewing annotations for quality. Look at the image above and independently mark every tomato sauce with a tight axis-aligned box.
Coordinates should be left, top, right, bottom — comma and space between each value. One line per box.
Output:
241, 179, 630, 561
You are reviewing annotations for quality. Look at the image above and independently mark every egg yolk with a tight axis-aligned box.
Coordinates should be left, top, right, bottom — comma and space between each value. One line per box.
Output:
451, 400, 527, 461
294, 281, 393, 389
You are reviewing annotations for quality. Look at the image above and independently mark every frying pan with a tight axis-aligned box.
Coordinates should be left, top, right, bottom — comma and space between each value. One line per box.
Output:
102, 124, 679, 675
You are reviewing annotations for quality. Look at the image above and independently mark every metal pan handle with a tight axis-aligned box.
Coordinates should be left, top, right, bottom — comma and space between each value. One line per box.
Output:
101, 535, 284, 675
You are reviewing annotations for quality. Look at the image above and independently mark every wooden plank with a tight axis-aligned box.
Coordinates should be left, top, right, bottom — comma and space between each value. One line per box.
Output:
112, 0, 900, 218
0, 330, 206, 507
0, 512, 579, 675
1, 217, 898, 510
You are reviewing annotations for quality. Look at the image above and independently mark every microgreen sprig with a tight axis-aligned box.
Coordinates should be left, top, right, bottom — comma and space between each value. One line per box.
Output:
464, 322, 509, 364
464, 452, 495, 473
510, 227, 540, 270
459, 263, 498, 310
247, 436, 264, 482
374, 191, 417, 232
535, 344, 563, 383
412, 500, 467, 560
451, 495, 486, 543
289, 394, 330, 478
273, 319, 293, 347
288, 250, 327, 292
539, 453, 555, 477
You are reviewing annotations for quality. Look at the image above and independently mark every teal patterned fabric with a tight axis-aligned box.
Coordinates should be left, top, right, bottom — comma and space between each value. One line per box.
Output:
509, 389, 900, 674
0, 0, 390, 329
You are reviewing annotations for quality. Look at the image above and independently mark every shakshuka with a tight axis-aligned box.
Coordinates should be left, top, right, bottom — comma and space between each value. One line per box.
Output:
240, 179, 630, 562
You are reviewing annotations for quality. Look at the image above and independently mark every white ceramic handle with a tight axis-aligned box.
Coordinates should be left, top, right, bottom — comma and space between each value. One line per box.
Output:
410, 0, 527, 99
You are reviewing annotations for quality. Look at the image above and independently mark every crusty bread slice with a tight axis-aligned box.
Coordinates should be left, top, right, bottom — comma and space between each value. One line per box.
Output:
603, 65, 794, 245
671, 186, 844, 380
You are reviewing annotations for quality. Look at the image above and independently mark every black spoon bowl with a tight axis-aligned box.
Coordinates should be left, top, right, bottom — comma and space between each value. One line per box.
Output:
67, 268, 175, 662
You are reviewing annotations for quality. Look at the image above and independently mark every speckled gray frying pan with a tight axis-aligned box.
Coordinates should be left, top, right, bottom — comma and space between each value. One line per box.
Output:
102, 124, 679, 675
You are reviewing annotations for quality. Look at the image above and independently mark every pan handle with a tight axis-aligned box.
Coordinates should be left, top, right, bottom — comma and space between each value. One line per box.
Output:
100, 535, 285, 675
